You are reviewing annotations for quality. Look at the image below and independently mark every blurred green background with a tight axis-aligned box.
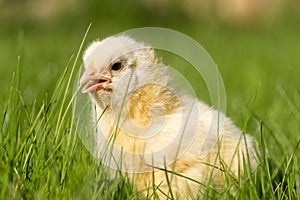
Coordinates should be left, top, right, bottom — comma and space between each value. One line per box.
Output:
0, 0, 299, 165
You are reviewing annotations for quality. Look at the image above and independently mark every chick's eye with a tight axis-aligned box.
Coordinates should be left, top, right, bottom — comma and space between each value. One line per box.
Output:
111, 62, 122, 71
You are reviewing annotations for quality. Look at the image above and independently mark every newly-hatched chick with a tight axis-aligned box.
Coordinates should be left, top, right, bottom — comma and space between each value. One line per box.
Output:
80, 35, 259, 199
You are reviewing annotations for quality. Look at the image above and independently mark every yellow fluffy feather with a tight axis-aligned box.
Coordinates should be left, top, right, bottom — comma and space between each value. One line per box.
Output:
80, 35, 259, 199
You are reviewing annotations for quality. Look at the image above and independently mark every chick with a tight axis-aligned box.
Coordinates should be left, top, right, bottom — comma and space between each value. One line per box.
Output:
80, 35, 259, 199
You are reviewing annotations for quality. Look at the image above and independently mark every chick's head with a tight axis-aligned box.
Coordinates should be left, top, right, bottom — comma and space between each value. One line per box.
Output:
80, 35, 170, 108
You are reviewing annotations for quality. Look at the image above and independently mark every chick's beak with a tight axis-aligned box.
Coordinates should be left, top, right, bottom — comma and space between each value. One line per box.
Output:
80, 72, 111, 93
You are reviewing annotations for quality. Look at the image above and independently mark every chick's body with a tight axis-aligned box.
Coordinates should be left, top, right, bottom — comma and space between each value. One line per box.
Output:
80, 35, 259, 199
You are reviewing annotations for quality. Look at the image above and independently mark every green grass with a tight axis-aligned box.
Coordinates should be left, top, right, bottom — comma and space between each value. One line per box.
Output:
1, 8, 300, 199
